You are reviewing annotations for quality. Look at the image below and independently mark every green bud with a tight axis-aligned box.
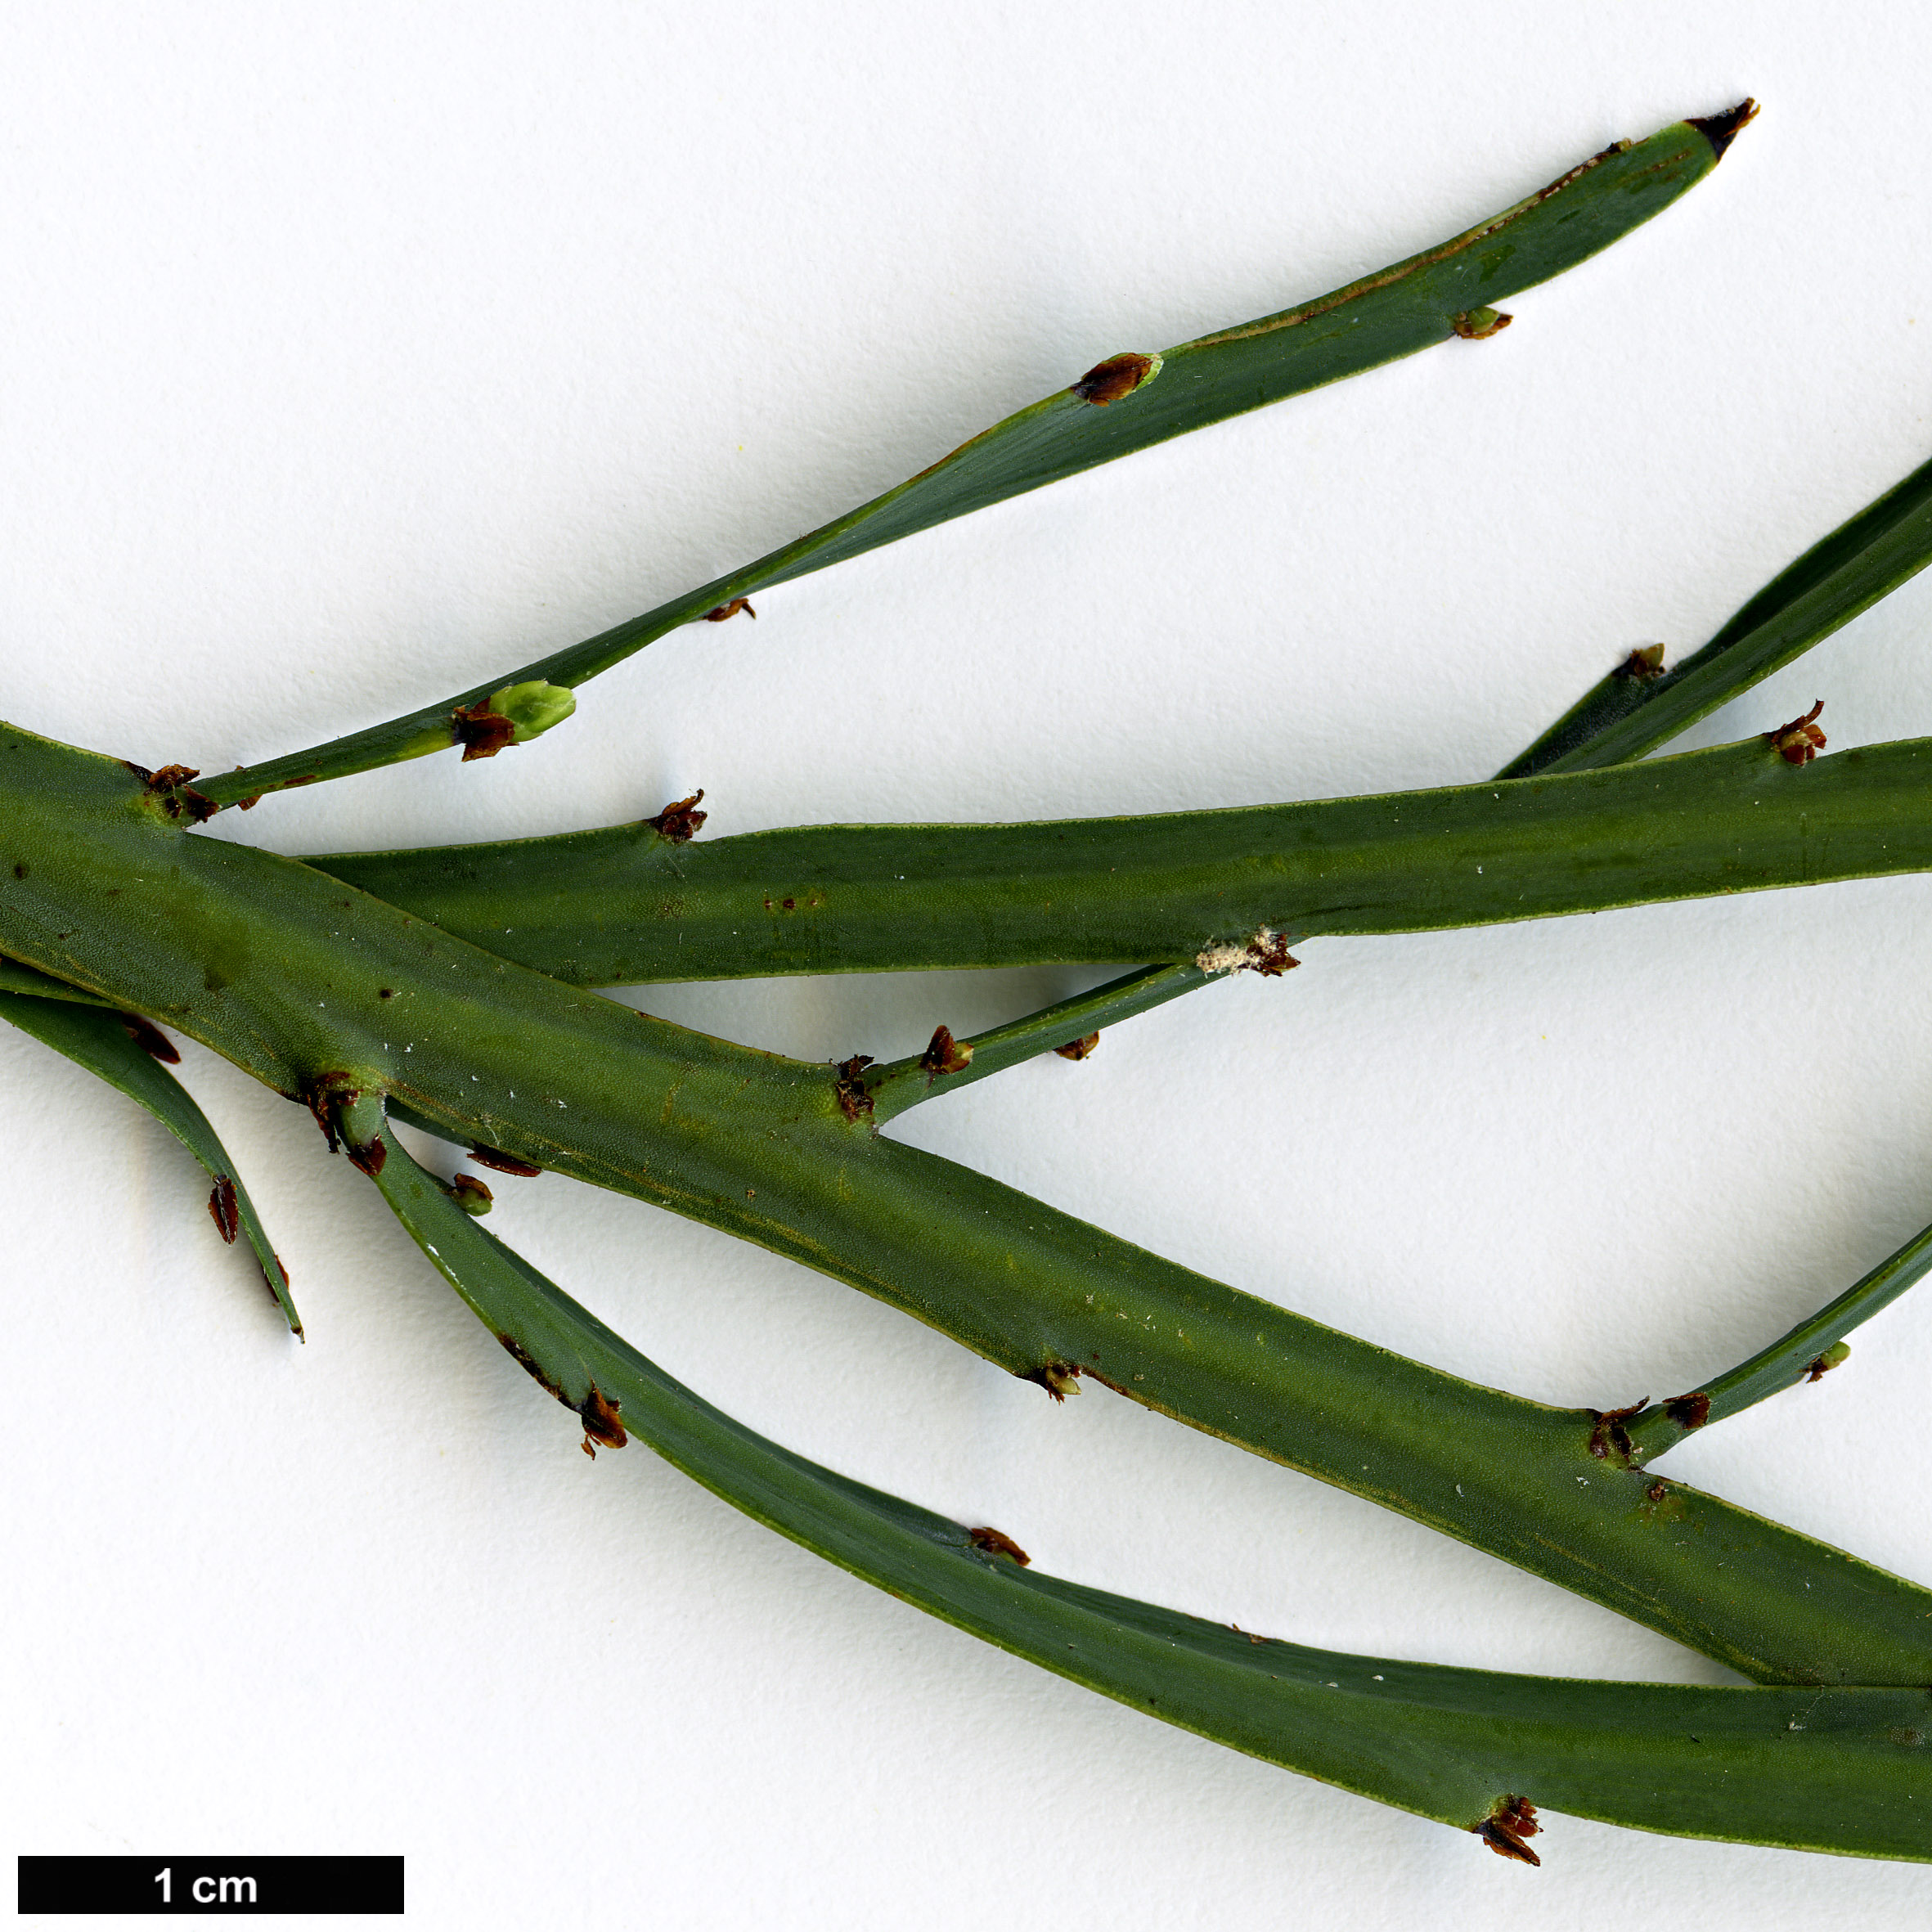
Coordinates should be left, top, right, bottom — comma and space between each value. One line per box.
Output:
486, 680, 577, 744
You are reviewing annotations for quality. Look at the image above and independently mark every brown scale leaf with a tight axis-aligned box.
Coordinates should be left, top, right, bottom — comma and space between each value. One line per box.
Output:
1766, 699, 1826, 765
701, 597, 757, 622
919, 1024, 974, 1080
1054, 1033, 1099, 1061
647, 790, 708, 842
967, 1526, 1031, 1566
1071, 352, 1157, 406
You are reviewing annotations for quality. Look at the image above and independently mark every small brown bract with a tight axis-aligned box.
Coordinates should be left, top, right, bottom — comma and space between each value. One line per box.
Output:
1450, 308, 1512, 339
647, 790, 708, 842
1054, 1033, 1099, 1061
1586, 1399, 1650, 1463
206, 1175, 240, 1244
119, 1013, 180, 1064
1664, 1391, 1712, 1431
919, 1024, 974, 1081
452, 700, 516, 762
834, 1054, 877, 1122
1071, 352, 1158, 406
701, 597, 757, 622
968, 1526, 1031, 1566
1616, 644, 1667, 680
1477, 1795, 1541, 1866
468, 1143, 544, 1177
1766, 699, 1826, 765
579, 1385, 628, 1458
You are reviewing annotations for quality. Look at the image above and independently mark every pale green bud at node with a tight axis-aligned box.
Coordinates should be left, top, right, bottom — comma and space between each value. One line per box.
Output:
487, 680, 577, 744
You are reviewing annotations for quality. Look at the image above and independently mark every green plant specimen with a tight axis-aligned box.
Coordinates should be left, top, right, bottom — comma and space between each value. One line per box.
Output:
11, 100, 1932, 1862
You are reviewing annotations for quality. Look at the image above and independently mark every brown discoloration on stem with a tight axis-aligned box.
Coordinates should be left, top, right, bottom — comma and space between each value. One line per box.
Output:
919, 1025, 973, 1081
1587, 1399, 1650, 1464
647, 791, 708, 842
1477, 1795, 1541, 1866
119, 1013, 180, 1063
834, 1054, 877, 1122
1616, 643, 1667, 680
1767, 699, 1826, 765
1193, 133, 1669, 352
206, 1175, 240, 1243
468, 1143, 543, 1177
452, 699, 517, 761
1054, 1033, 1100, 1061
1687, 98, 1759, 163
1665, 1391, 1712, 1431
1450, 307, 1512, 339
1072, 353, 1160, 406
968, 1525, 1031, 1566
498, 1332, 565, 1400
701, 597, 757, 622
579, 1385, 627, 1458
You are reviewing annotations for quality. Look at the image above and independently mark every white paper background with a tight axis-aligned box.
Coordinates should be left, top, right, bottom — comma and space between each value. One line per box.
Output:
5, 4, 1932, 1925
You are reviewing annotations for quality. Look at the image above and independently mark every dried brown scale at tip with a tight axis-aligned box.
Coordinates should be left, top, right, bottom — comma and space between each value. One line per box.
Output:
1477, 1795, 1541, 1866
579, 1385, 627, 1458
1586, 1398, 1649, 1462
498, 1332, 564, 1400
300, 1072, 362, 1152
1450, 308, 1512, 339
967, 1526, 1031, 1566
1767, 699, 1826, 765
1616, 643, 1667, 681
206, 1175, 240, 1244
1247, 932, 1300, 977
1687, 98, 1759, 163
134, 762, 220, 822
834, 1054, 877, 1123
119, 1013, 180, 1063
919, 1024, 974, 1081
1664, 1391, 1712, 1431
450, 1174, 494, 1213
1071, 352, 1158, 406
700, 597, 757, 622
647, 790, 708, 842
1054, 1033, 1100, 1061
467, 1144, 543, 1177
451, 699, 517, 762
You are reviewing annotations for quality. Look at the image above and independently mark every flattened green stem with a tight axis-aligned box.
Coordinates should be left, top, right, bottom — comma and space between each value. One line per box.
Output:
1628, 1218, 1932, 1462
0, 955, 111, 1004
311, 730, 1932, 986
1503, 447, 1932, 778
863, 963, 1209, 1121
367, 1125, 1931, 1862
11, 720, 1932, 1687
0, 991, 300, 1335
200, 111, 1740, 810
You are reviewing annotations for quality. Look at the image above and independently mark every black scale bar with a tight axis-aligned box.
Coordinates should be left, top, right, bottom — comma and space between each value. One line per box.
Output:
18, 1856, 403, 1915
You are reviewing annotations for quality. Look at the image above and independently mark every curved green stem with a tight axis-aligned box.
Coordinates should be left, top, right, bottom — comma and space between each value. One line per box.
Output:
367, 1122, 1931, 1863
8, 718, 1931, 1687
1628, 1217, 1932, 1462
310, 730, 1932, 986
197, 111, 1740, 810
1503, 445, 1932, 778
0, 990, 300, 1335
